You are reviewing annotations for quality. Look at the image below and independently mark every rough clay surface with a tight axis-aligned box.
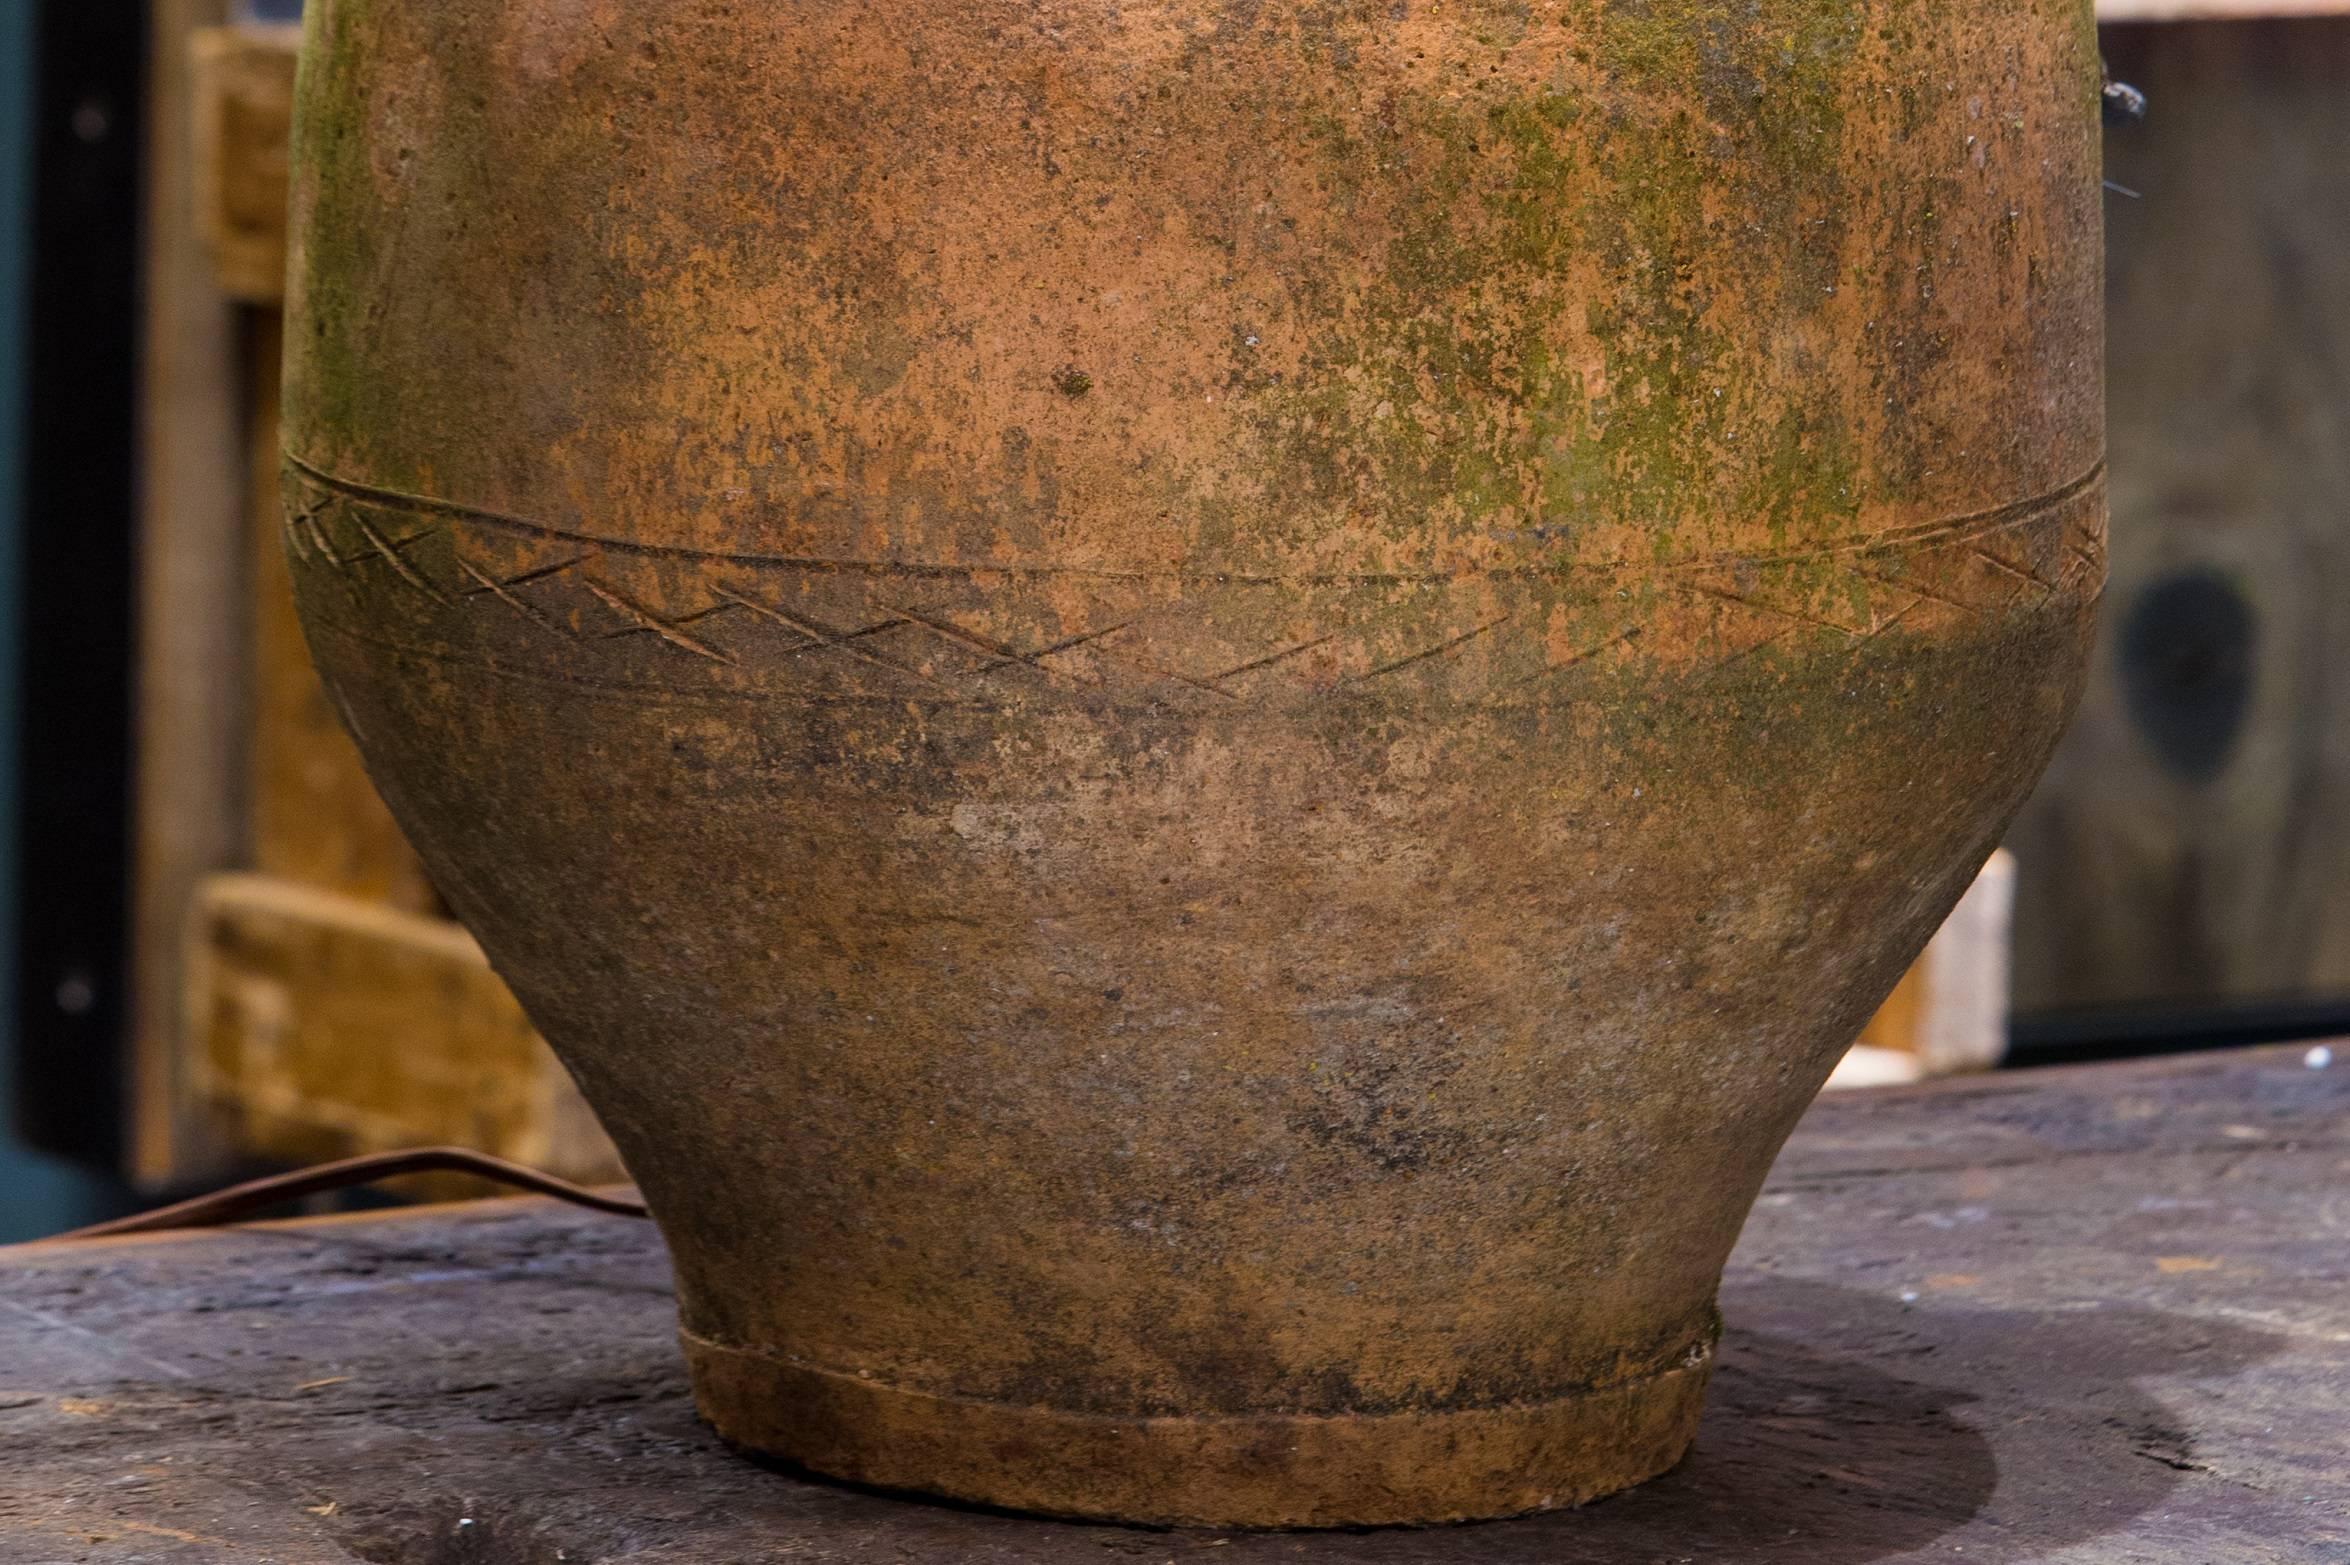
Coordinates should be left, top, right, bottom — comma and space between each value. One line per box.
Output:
279, 0, 2103, 1524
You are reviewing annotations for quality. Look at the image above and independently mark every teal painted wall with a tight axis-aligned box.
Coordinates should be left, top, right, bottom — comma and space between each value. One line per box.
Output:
0, 0, 131, 1241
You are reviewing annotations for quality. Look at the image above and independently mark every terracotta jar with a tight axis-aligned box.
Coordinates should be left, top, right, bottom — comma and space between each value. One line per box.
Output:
284, 0, 2103, 1528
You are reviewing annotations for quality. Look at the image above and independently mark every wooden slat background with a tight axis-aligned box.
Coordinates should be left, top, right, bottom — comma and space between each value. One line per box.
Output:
134, 0, 247, 1183
2008, 17, 2350, 1014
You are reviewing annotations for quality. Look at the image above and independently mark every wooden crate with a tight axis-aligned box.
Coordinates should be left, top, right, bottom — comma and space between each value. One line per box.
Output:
186, 875, 616, 1181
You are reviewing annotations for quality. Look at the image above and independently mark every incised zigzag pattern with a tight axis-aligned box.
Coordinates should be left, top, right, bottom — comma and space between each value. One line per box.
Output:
283, 454, 2105, 706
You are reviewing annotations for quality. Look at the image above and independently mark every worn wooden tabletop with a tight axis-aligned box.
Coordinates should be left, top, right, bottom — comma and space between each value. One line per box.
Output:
1, 1045, 2345, 1564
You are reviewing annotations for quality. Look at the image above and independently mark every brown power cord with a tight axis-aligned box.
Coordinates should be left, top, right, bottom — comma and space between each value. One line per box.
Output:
54, 1147, 651, 1241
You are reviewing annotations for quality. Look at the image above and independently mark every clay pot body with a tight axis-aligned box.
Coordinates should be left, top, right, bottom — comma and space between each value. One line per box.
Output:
285, 0, 2103, 1528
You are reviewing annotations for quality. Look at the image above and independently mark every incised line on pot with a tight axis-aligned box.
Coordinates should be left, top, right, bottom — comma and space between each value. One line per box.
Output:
283, 452, 2106, 701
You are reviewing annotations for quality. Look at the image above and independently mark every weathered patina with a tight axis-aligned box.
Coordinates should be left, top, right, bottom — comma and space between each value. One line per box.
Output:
282, 0, 2104, 1527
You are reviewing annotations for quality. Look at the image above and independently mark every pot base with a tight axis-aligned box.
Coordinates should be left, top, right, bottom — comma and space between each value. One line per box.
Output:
683, 1326, 1714, 1528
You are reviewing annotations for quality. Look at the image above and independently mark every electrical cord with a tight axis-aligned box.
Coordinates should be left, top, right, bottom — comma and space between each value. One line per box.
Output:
52, 1146, 650, 1241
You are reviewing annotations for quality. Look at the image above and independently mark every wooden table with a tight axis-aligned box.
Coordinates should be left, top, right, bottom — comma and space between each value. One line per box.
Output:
3, 1046, 2345, 1563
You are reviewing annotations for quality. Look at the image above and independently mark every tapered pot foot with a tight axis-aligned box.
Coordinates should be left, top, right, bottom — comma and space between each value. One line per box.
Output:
683, 1324, 1715, 1529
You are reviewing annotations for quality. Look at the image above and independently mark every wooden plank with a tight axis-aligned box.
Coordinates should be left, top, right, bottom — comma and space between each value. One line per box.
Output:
188, 24, 298, 305
2009, 17, 2350, 1015
132, 0, 246, 1186
184, 874, 621, 1184
1, 1045, 2342, 1561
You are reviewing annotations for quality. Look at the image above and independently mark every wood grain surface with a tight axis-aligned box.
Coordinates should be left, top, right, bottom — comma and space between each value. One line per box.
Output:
132, 0, 246, 1186
184, 875, 620, 1188
2, 1045, 2343, 1562
2010, 17, 2350, 1015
